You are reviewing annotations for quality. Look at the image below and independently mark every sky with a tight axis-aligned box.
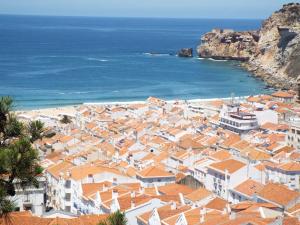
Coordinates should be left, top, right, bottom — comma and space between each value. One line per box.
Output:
0, 0, 297, 19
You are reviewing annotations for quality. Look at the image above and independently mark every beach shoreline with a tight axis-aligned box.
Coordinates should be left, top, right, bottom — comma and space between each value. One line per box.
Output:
15, 95, 253, 119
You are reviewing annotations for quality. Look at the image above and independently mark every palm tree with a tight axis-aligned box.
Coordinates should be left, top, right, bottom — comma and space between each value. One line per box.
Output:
60, 115, 71, 124
3, 114, 24, 141
98, 210, 127, 225
28, 120, 45, 143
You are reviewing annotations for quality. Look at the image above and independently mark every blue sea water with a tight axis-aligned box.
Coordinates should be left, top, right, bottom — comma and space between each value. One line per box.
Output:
0, 15, 269, 109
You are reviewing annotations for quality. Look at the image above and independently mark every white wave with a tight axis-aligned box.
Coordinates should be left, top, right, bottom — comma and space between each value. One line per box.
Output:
196, 57, 228, 62
86, 57, 109, 62
143, 53, 171, 56
208, 58, 228, 62
58, 91, 89, 95
74, 91, 89, 94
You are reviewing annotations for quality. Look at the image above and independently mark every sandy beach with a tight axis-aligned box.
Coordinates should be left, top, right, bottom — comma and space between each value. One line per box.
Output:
15, 95, 250, 119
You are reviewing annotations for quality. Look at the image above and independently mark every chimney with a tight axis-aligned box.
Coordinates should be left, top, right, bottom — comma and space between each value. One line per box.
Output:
229, 211, 236, 220
226, 203, 231, 214
154, 184, 159, 195
66, 170, 71, 177
171, 201, 177, 210
112, 189, 118, 199
130, 191, 136, 198
179, 193, 185, 205
139, 186, 145, 194
200, 207, 206, 223
102, 184, 108, 192
131, 199, 135, 209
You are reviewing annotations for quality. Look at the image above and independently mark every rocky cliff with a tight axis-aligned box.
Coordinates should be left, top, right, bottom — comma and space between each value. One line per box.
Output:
197, 3, 300, 89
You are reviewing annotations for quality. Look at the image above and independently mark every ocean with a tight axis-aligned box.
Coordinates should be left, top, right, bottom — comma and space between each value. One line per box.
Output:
0, 15, 269, 109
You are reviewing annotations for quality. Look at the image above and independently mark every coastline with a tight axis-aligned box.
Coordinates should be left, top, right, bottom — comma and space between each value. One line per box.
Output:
15, 95, 255, 118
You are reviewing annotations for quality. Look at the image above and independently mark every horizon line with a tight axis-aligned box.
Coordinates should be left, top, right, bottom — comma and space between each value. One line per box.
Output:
0, 13, 264, 21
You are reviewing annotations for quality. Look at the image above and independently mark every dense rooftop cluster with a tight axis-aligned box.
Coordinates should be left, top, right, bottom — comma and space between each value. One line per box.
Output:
7, 90, 300, 225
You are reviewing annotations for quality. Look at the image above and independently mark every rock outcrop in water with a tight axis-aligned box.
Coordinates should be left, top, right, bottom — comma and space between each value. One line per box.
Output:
197, 3, 300, 89
178, 48, 193, 57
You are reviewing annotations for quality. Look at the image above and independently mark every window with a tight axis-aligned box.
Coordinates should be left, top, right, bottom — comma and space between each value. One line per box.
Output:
292, 129, 295, 134
65, 180, 71, 188
23, 204, 32, 211
65, 193, 71, 201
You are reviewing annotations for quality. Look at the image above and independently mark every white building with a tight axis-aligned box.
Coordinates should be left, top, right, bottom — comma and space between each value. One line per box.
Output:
265, 162, 300, 191
220, 104, 259, 134
205, 159, 249, 201
10, 176, 46, 216
286, 117, 300, 150
45, 161, 137, 214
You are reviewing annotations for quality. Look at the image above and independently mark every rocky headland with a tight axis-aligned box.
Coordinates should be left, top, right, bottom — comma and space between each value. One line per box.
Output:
197, 3, 300, 89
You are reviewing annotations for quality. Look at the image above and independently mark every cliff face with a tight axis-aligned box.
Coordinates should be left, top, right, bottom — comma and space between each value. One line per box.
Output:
198, 29, 259, 61
197, 3, 300, 89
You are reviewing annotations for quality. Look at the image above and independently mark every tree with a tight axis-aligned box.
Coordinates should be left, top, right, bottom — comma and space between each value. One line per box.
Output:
98, 210, 127, 225
28, 120, 45, 143
60, 115, 71, 124
0, 97, 13, 135
0, 96, 43, 215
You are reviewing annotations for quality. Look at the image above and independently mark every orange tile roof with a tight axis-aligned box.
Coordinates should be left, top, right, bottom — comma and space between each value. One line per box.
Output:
185, 187, 213, 202
258, 183, 300, 207
272, 91, 294, 99
138, 204, 191, 224
242, 147, 271, 161
221, 134, 241, 148
82, 181, 112, 198
136, 166, 175, 178
231, 201, 278, 211
205, 197, 228, 211
247, 96, 261, 103
0, 211, 108, 225
178, 137, 204, 150
208, 159, 246, 174
46, 161, 74, 179
209, 150, 232, 161
67, 164, 124, 180
60, 135, 73, 143
231, 140, 250, 151
278, 162, 300, 172
234, 179, 264, 197
158, 183, 194, 196
282, 217, 300, 225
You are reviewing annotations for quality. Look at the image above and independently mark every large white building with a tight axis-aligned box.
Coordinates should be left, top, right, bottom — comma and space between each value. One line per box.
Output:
220, 104, 259, 134
286, 117, 300, 150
